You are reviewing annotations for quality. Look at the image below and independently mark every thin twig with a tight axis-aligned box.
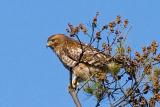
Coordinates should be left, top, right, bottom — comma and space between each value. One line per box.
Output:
123, 26, 132, 41
113, 73, 145, 107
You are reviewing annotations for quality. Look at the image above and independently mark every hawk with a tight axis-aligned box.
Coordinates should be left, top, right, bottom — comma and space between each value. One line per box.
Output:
47, 34, 110, 88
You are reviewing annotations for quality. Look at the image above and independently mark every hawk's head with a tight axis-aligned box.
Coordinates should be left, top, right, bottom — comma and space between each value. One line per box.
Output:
47, 34, 67, 49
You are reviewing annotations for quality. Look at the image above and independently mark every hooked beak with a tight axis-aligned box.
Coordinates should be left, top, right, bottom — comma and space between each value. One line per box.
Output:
46, 41, 52, 48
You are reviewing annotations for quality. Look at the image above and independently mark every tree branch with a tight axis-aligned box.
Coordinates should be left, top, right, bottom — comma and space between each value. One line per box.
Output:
68, 87, 82, 107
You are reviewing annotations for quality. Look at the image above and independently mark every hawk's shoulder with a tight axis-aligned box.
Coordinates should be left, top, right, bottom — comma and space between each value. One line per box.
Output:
64, 37, 109, 67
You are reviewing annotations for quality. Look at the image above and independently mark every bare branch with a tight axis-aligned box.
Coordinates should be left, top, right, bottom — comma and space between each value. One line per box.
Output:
68, 87, 82, 107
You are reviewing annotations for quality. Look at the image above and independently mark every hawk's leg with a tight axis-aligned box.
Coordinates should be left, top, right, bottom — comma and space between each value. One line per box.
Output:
69, 68, 73, 88
69, 68, 79, 89
69, 68, 78, 89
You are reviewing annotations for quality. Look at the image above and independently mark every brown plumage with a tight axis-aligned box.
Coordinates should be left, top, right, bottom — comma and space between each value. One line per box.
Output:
47, 34, 110, 87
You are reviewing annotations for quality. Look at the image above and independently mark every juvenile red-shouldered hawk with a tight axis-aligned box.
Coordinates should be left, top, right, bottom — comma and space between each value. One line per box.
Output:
47, 34, 110, 87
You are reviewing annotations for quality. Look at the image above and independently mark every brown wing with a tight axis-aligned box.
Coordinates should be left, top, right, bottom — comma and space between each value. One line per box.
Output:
64, 37, 109, 67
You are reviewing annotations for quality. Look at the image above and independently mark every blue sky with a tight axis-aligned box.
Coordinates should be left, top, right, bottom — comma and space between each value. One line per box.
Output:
0, 0, 160, 107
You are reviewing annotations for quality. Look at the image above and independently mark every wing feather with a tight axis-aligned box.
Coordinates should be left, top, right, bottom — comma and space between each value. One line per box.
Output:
64, 38, 109, 67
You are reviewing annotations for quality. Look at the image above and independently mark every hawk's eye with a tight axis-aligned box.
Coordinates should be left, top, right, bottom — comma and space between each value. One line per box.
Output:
51, 39, 55, 42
